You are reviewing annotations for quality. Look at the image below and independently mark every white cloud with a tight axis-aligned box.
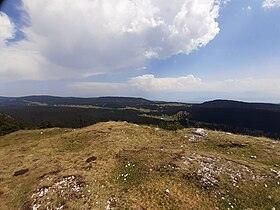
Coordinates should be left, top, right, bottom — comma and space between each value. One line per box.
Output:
242, 6, 252, 11
70, 74, 280, 101
130, 74, 202, 91
144, 51, 159, 59
130, 75, 280, 94
262, 0, 280, 8
0, 12, 15, 46
0, 0, 222, 80
223, 0, 231, 5
0, 12, 48, 80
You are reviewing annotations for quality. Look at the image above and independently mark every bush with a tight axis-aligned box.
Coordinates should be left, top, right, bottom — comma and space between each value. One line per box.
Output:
159, 121, 184, 131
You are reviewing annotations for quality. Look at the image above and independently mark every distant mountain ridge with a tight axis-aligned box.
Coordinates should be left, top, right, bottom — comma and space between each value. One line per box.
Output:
1, 96, 279, 108
200, 99, 280, 112
0, 95, 155, 108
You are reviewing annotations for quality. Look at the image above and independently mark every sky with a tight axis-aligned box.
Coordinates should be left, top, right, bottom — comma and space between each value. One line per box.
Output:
0, 0, 280, 103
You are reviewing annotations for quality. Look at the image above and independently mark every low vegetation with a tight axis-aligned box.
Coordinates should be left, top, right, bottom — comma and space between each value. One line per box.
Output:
0, 122, 279, 209
0, 113, 24, 136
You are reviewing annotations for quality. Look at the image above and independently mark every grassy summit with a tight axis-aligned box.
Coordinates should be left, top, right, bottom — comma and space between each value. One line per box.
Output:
0, 122, 279, 209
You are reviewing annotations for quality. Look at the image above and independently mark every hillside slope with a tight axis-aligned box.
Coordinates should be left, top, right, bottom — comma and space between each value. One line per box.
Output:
0, 122, 279, 210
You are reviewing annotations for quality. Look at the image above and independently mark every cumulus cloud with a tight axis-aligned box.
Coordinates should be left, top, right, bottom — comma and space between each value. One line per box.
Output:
0, 12, 45, 80
130, 74, 202, 91
70, 74, 280, 101
262, 0, 280, 8
0, 0, 222, 80
0, 12, 15, 46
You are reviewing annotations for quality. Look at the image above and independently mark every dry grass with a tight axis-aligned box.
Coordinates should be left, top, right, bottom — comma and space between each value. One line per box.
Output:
0, 121, 279, 210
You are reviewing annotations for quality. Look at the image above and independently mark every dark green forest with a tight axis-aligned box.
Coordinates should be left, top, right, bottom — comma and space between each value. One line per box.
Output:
0, 96, 279, 139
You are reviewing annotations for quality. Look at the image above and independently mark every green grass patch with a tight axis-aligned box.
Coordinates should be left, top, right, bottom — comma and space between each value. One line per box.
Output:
115, 159, 146, 187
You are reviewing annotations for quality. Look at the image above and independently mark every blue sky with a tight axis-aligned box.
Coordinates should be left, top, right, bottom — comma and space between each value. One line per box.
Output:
144, 0, 280, 80
0, 0, 280, 103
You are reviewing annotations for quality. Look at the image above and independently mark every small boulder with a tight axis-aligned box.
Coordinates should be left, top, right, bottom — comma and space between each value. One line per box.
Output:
13, 169, 29, 176
86, 156, 97, 163
193, 128, 208, 138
